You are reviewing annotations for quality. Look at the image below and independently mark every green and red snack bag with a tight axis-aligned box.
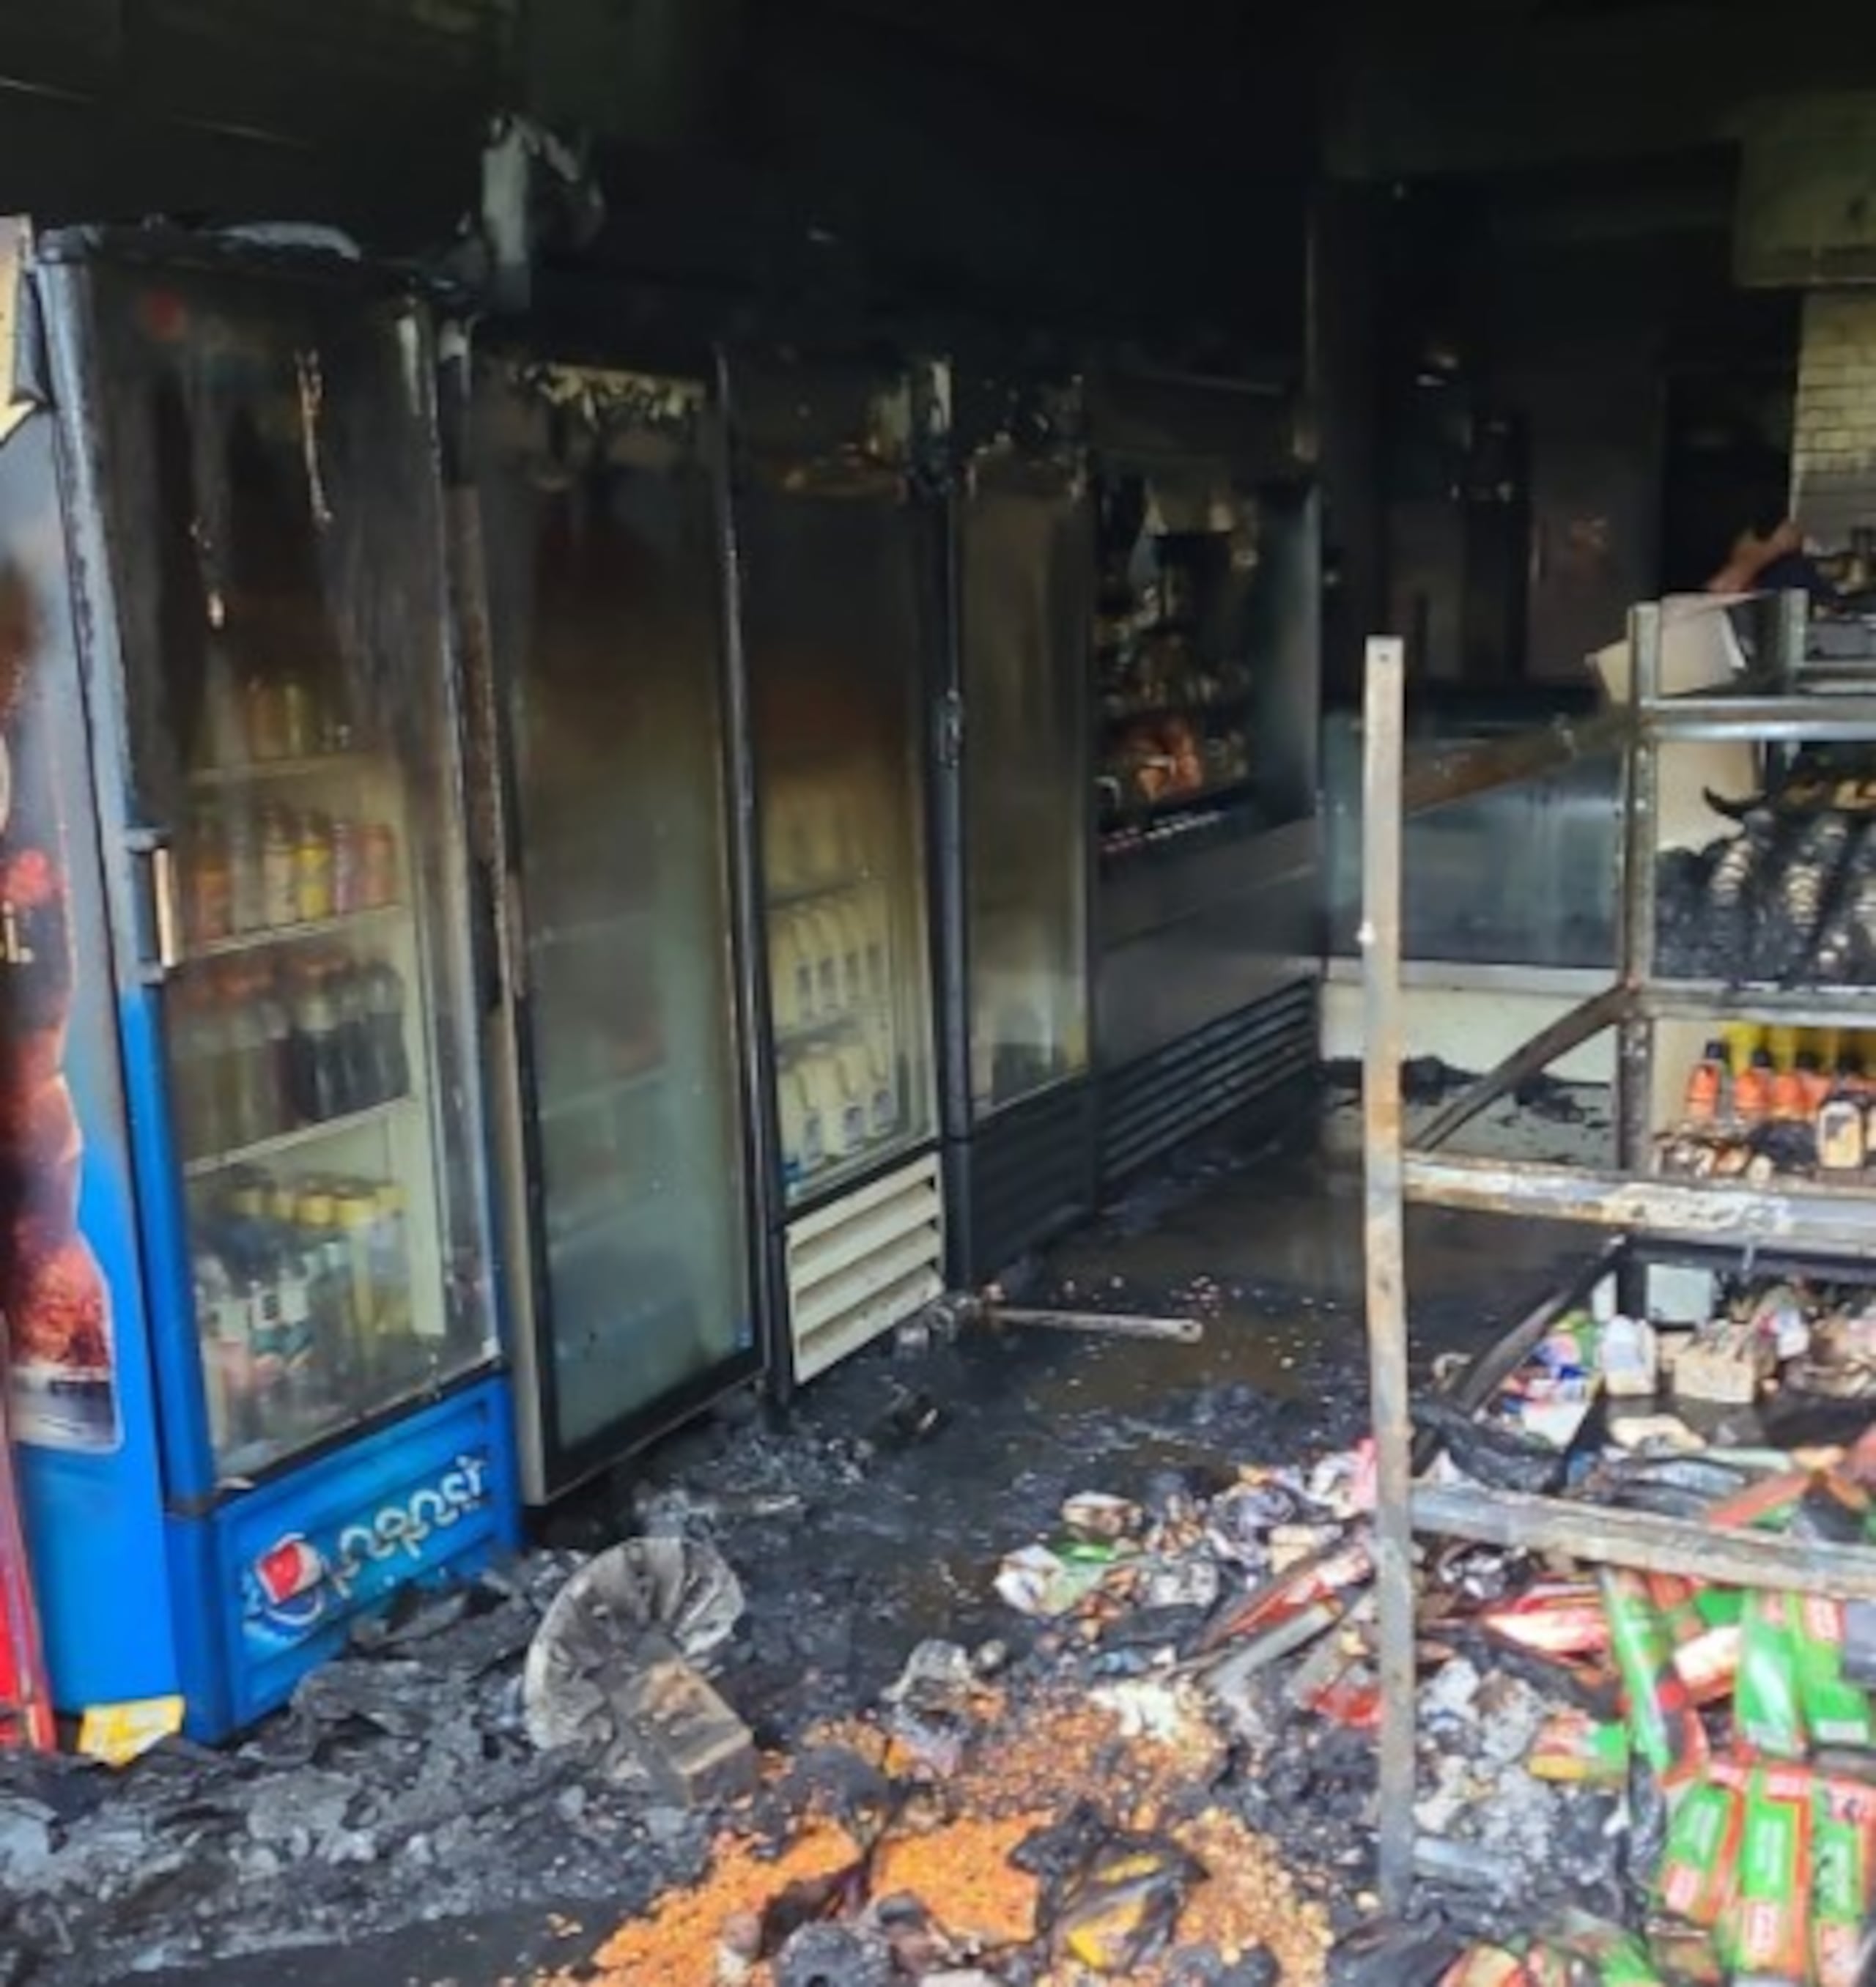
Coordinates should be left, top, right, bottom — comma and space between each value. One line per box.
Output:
1438, 1947, 1532, 1986
1790, 1594, 1876, 1753
1655, 1758, 1748, 1929
1739, 1592, 1809, 1761
1601, 1568, 1710, 1780
1716, 1764, 1814, 1985
1812, 1769, 1876, 1987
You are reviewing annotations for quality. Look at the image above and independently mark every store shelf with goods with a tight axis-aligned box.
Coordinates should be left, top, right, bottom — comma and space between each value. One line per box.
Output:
182, 1095, 418, 1180
774, 999, 893, 1054
770, 875, 873, 913
1353, 607, 1876, 1913
186, 902, 406, 961
188, 750, 377, 791
1098, 695, 1244, 731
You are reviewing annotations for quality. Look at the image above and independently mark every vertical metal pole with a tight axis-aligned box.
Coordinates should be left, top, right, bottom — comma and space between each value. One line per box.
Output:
1359, 635, 1416, 1914
1618, 604, 1662, 1177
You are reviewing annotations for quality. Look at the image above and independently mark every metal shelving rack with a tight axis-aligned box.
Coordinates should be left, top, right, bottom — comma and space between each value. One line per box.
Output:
1359, 599, 1876, 1909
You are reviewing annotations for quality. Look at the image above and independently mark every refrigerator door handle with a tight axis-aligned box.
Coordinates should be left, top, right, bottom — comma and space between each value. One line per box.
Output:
125, 826, 181, 983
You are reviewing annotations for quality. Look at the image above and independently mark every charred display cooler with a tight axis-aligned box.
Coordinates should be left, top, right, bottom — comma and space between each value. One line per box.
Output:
1088, 371, 1321, 1182
940, 369, 1098, 1281
723, 351, 946, 1386
465, 350, 758, 1499
6, 226, 514, 1738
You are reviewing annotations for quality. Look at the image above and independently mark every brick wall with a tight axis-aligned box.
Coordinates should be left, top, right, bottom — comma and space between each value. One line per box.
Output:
1792, 290, 1876, 548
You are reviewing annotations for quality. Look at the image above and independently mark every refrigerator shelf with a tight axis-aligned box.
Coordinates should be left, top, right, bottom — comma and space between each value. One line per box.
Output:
528, 909, 655, 954
187, 750, 377, 790
770, 876, 871, 912
545, 1185, 662, 1258
187, 902, 406, 961
775, 1002, 890, 1051
536, 1064, 662, 1125
182, 1095, 417, 1179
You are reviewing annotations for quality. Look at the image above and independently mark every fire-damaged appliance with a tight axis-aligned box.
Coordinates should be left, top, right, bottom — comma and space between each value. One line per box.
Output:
5, 225, 517, 1739
1087, 369, 1322, 1183
462, 348, 761, 1501
938, 366, 1098, 1282
720, 349, 948, 1387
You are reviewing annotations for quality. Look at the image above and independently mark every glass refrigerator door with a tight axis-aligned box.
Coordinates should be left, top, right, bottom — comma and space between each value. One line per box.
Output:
64, 262, 495, 1484
961, 474, 1093, 1117
476, 364, 750, 1467
739, 483, 937, 1207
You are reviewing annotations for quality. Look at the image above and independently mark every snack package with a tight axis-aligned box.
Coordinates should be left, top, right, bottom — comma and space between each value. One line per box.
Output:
1488, 1581, 1612, 1658
1651, 1575, 1741, 1706
1716, 1764, 1813, 1985
1601, 1568, 1710, 1780
1791, 1594, 1876, 1752
1737, 1591, 1807, 1761
1438, 1947, 1532, 1987
1548, 1911, 1669, 1984
1655, 1758, 1748, 1929
1812, 1769, 1876, 1987
1645, 1920, 1725, 1986
1529, 1709, 1631, 1785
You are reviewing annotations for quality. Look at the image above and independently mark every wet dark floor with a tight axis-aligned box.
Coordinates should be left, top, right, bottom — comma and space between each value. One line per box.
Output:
135, 1082, 1609, 1987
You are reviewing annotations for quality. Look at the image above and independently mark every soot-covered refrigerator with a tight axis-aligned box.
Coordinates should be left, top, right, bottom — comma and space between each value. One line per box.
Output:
723, 351, 947, 1387
941, 367, 1096, 1282
4, 226, 515, 1739
466, 352, 760, 1500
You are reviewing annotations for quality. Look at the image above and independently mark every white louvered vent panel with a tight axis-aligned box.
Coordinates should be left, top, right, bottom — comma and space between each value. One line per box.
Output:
786, 1155, 945, 1385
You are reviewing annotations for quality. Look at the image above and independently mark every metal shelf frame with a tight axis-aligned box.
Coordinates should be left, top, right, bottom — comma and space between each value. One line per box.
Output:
1359, 594, 1876, 1909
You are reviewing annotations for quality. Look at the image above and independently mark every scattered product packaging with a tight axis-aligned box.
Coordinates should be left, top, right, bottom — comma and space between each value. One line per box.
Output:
1812, 1769, 1876, 1987
1546, 1911, 1669, 1985
1738, 1593, 1808, 1761
1790, 1594, 1876, 1751
1528, 1709, 1631, 1785
1655, 1759, 1748, 1930
1438, 1946, 1533, 1987
1675, 1323, 1773, 1406
1601, 1314, 1660, 1398
1484, 1582, 1611, 1659
1716, 1765, 1813, 1985
1601, 1569, 1710, 1781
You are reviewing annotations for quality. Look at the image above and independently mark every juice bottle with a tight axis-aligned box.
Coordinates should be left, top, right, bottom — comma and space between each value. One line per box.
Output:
188, 810, 233, 946
1769, 1056, 1809, 1123
1682, 1040, 1727, 1125
1734, 1048, 1775, 1126
1767, 1024, 1801, 1075
1796, 1051, 1831, 1116
260, 809, 297, 928
835, 1043, 874, 1150
805, 1052, 854, 1161
293, 813, 333, 922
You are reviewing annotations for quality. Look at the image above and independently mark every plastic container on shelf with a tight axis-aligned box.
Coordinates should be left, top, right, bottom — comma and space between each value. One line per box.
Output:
805, 1050, 860, 1162
805, 906, 845, 1019
778, 1062, 825, 1189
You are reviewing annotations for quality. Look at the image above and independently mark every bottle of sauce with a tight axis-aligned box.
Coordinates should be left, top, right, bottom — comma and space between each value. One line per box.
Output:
1682, 1040, 1727, 1125
279, 670, 314, 761
245, 671, 287, 763
334, 1185, 382, 1382
260, 809, 297, 929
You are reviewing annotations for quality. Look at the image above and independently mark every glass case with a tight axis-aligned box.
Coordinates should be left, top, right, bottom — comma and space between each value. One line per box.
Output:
740, 482, 937, 1207
961, 468, 1093, 1117
1094, 473, 1263, 857
474, 361, 751, 1470
70, 260, 494, 1482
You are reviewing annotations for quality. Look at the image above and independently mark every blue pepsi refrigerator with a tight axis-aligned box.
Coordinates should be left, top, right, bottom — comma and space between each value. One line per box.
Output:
3, 224, 517, 1740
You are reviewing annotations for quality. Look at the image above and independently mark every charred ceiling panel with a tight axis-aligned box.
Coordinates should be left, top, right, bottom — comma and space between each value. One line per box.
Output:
520, 0, 741, 144
138, 0, 514, 138
1736, 96, 1876, 287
